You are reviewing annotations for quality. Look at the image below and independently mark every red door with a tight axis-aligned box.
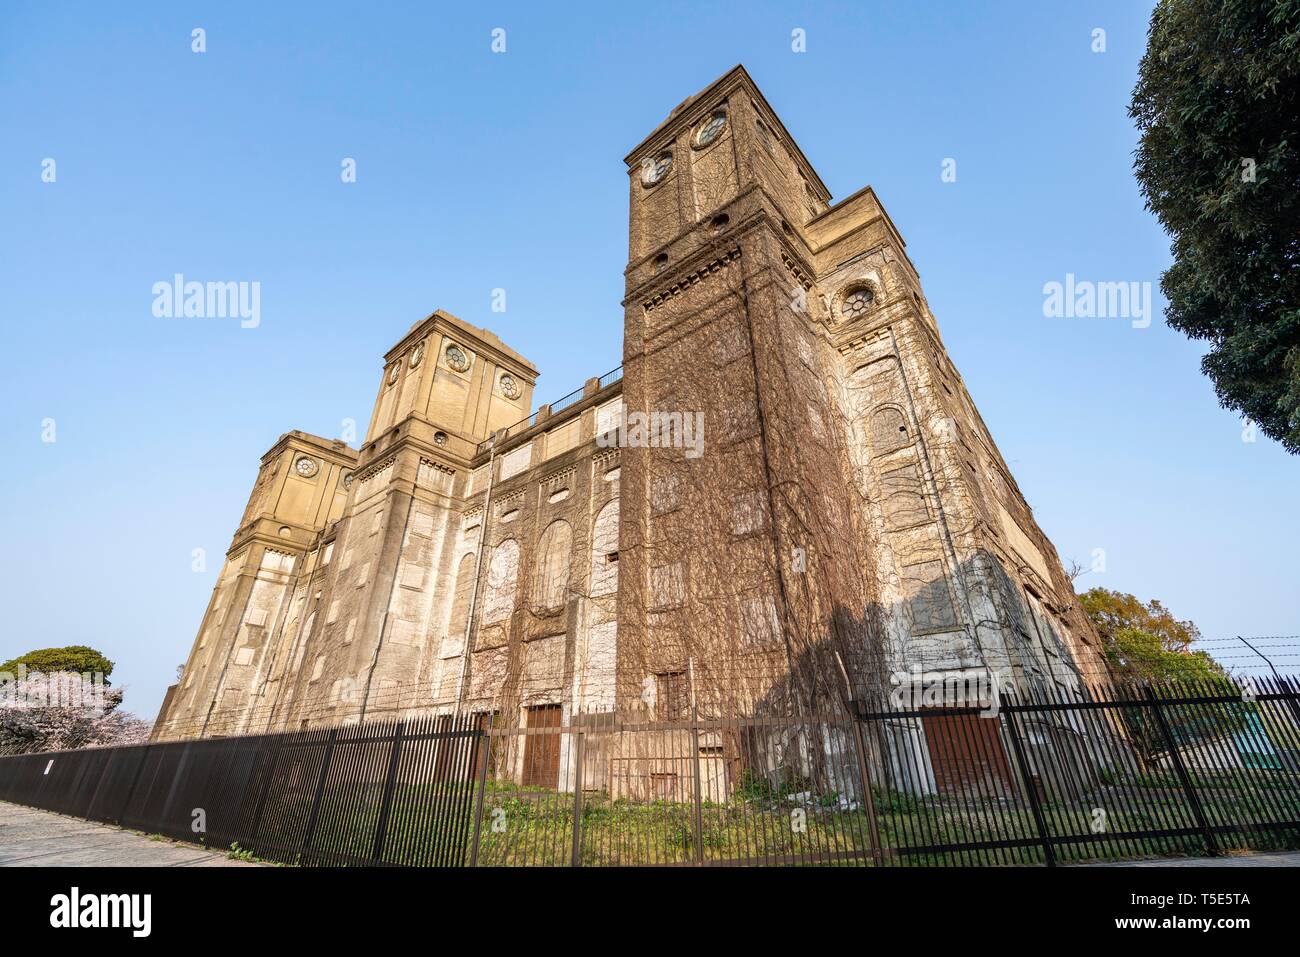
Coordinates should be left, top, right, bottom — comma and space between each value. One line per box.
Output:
921, 710, 1014, 794
522, 704, 562, 788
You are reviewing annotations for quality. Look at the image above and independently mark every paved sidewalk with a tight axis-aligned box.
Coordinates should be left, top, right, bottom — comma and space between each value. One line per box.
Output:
1080, 850, 1300, 867
0, 801, 261, 867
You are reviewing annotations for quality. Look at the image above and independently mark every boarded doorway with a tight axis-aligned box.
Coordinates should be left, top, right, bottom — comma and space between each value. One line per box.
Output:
921, 710, 1014, 795
522, 704, 562, 788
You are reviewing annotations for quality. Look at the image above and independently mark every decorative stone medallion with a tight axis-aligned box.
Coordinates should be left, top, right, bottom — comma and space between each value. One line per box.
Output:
295, 456, 319, 478
445, 343, 469, 371
499, 373, 522, 400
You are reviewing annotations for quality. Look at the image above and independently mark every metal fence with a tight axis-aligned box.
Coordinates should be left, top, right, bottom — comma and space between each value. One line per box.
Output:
2, 679, 1298, 866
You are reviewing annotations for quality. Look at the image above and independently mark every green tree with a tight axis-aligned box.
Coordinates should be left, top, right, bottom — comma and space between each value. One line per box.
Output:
1079, 587, 1229, 683
1080, 589, 1239, 768
1079, 588, 1202, 653
1130, 0, 1300, 451
0, 645, 115, 684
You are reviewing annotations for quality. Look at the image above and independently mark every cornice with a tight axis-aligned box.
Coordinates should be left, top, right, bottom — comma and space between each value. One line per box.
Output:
624, 64, 831, 204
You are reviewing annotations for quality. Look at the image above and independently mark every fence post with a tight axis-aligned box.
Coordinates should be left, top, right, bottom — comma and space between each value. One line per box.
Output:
691, 706, 704, 865
300, 728, 338, 862
371, 722, 405, 863
1279, 676, 1300, 734
1002, 701, 1056, 867
849, 706, 885, 865
571, 730, 584, 867
1143, 686, 1218, 857
468, 714, 492, 867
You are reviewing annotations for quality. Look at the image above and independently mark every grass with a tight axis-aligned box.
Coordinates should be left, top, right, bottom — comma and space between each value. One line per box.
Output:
176, 768, 1300, 868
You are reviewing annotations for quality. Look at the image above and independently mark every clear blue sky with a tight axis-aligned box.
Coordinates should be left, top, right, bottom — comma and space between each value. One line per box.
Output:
2, 1, 1295, 719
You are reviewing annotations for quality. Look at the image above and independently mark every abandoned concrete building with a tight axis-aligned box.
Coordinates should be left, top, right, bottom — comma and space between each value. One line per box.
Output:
152, 66, 1109, 784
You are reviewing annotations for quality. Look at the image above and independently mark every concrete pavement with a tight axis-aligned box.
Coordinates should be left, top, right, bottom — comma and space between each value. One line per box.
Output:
0, 801, 261, 867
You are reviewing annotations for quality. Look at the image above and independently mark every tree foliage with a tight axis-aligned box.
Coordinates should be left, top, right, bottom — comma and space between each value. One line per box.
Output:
1130, 0, 1300, 451
0, 674, 149, 754
1079, 587, 1226, 684
0, 645, 115, 683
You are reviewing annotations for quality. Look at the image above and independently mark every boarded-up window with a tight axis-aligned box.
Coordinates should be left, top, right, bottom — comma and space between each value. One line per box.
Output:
741, 595, 782, 647
880, 464, 928, 529
730, 491, 767, 536
499, 443, 532, 480
651, 471, 682, 515
656, 671, 689, 720
482, 540, 519, 624
544, 419, 580, 460
408, 507, 436, 538
903, 560, 958, 632
399, 561, 426, 590
532, 520, 572, 612
388, 617, 421, 646
872, 406, 911, 454
722, 396, 759, 442
595, 398, 624, 435
589, 500, 619, 597
650, 562, 684, 610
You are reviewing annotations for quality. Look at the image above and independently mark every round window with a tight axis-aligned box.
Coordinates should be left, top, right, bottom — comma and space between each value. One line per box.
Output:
694, 110, 727, 148
641, 151, 673, 187
841, 287, 875, 319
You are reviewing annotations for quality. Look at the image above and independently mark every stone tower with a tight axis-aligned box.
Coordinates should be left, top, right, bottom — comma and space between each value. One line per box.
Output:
153, 431, 357, 738
618, 67, 886, 718
618, 66, 1106, 715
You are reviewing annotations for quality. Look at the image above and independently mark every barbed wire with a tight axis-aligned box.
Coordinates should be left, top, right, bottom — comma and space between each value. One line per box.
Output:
149, 642, 1300, 739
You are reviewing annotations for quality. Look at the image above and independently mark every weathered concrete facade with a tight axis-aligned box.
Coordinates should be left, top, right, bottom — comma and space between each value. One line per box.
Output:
154, 66, 1106, 743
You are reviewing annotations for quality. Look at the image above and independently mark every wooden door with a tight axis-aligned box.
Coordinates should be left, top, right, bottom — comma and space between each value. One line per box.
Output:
522, 704, 562, 788
921, 710, 1014, 795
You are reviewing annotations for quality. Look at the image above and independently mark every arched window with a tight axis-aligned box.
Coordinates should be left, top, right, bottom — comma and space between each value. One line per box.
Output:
532, 521, 573, 612
447, 553, 477, 654
871, 406, 911, 454
589, 501, 619, 598
482, 540, 519, 624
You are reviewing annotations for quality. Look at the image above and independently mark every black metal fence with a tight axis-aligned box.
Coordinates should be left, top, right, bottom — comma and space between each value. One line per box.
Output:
2, 679, 1298, 866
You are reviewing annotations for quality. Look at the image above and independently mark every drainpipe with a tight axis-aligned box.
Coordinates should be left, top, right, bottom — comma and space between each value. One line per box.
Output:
455, 431, 500, 713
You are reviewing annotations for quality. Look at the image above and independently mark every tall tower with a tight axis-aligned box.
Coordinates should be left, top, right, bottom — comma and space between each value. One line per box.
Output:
617, 65, 1106, 718
270, 311, 538, 729
152, 431, 357, 738
618, 66, 886, 717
